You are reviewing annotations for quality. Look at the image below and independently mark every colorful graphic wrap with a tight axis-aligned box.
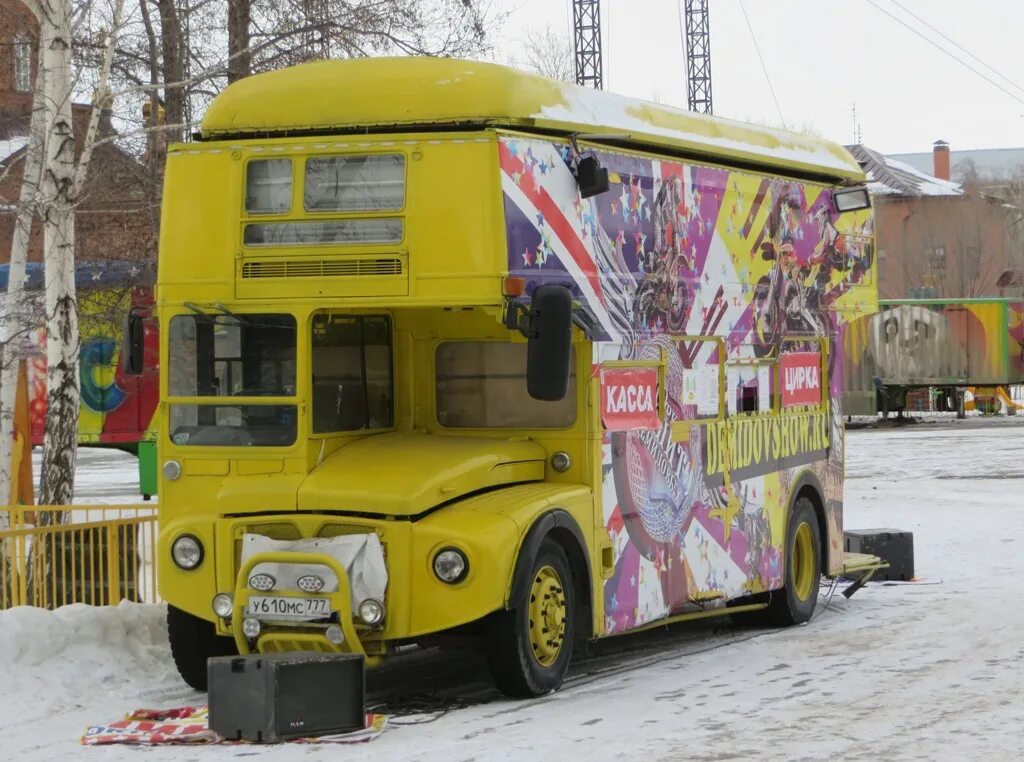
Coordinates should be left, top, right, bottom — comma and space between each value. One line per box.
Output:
500, 136, 874, 633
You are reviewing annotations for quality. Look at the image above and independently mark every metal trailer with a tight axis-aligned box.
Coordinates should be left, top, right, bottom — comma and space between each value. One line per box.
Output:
842, 298, 1024, 417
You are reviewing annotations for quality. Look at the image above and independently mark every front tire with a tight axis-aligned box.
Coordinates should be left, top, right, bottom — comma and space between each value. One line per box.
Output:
167, 604, 238, 691
767, 496, 822, 626
486, 539, 575, 698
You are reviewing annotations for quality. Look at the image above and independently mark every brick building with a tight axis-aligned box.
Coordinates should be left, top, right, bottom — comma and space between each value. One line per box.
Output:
846, 142, 1017, 301
1, 0, 156, 270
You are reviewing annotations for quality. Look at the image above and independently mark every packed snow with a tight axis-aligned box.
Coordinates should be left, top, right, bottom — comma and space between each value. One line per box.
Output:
2, 420, 1023, 760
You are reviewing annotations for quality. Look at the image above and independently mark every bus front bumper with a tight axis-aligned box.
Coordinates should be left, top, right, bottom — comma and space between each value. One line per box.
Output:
230, 550, 376, 658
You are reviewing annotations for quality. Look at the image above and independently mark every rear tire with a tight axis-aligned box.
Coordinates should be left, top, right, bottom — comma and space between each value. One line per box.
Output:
767, 496, 822, 626
167, 604, 238, 691
486, 539, 575, 698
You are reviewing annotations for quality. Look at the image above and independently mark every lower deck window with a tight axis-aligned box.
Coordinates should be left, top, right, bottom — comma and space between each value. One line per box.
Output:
169, 404, 297, 446
436, 342, 576, 428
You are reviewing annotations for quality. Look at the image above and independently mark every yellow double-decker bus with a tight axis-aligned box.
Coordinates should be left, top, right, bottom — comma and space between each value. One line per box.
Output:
152, 57, 877, 697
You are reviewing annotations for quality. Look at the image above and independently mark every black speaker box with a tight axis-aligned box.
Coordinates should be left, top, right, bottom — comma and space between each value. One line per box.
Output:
208, 652, 365, 742
844, 528, 915, 581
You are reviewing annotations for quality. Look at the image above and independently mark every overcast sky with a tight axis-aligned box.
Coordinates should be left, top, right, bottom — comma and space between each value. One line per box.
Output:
492, 0, 1024, 155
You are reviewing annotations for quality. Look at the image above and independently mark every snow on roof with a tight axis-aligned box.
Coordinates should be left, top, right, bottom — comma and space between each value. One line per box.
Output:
0, 136, 29, 163
888, 146, 1024, 180
535, 85, 863, 182
846, 144, 962, 197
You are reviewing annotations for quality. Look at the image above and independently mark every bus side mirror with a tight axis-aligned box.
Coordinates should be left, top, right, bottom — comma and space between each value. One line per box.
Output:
123, 310, 145, 375
526, 285, 573, 401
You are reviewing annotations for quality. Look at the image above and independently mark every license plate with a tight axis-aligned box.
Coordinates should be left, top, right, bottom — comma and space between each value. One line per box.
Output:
245, 595, 331, 621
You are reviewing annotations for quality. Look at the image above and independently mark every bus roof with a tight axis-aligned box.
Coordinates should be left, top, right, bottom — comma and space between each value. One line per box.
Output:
199, 57, 865, 185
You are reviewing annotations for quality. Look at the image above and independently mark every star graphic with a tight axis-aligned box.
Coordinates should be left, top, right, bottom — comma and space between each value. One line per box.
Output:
536, 212, 545, 228
538, 160, 549, 175
522, 247, 534, 267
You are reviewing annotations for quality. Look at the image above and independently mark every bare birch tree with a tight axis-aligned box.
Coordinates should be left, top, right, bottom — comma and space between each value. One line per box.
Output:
0, 68, 47, 514
1, 0, 128, 511
35, 0, 80, 509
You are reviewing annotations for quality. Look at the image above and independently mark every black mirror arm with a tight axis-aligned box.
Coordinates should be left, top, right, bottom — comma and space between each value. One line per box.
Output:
504, 296, 597, 339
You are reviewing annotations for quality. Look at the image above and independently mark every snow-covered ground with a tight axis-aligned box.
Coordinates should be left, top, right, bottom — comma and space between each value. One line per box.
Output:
33, 447, 149, 505
2, 421, 1024, 760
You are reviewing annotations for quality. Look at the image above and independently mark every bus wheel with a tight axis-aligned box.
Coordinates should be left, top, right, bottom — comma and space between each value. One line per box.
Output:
486, 539, 575, 698
167, 604, 238, 691
768, 496, 821, 626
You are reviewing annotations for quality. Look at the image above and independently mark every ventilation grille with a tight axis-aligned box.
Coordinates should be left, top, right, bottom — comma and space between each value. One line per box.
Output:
317, 523, 376, 539
241, 258, 403, 279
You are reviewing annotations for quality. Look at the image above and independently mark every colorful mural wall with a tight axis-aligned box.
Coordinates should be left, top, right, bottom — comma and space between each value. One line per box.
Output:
843, 299, 1024, 398
499, 136, 875, 633
0, 263, 158, 449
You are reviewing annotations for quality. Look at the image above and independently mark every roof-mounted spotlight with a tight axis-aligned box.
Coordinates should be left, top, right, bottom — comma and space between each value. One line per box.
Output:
833, 186, 871, 213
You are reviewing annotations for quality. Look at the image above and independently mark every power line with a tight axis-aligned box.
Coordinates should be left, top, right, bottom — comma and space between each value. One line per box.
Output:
890, 0, 1024, 99
864, 0, 1024, 108
737, 0, 785, 128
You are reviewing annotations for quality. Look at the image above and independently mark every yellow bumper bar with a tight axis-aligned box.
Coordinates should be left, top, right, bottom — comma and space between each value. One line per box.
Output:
232, 550, 364, 656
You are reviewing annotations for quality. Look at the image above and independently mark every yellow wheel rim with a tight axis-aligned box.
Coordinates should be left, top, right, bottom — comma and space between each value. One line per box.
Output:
528, 565, 567, 668
792, 522, 816, 602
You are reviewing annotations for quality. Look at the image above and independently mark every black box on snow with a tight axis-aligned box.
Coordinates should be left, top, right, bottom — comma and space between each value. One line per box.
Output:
844, 528, 915, 581
208, 651, 365, 742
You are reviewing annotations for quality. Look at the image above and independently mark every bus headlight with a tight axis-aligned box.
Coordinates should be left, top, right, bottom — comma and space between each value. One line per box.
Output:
212, 593, 233, 618
432, 548, 468, 584
358, 598, 384, 626
171, 535, 204, 570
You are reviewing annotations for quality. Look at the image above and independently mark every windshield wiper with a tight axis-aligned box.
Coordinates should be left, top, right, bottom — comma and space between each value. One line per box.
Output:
183, 301, 250, 326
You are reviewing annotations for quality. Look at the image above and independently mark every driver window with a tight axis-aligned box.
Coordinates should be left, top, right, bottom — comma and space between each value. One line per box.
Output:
312, 314, 393, 433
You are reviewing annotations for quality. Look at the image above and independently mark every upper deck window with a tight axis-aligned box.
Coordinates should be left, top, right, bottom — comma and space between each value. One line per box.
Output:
304, 155, 405, 212
246, 158, 292, 214
243, 218, 403, 246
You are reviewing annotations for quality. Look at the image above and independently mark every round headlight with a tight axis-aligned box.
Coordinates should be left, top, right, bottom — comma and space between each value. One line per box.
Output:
171, 535, 203, 570
325, 625, 345, 645
212, 593, 233, 618
358, 598, 385, 626
432, 548, 468, 584
248, 573, 276, 592
163, 460, 182, 481
296, 574, 325, 593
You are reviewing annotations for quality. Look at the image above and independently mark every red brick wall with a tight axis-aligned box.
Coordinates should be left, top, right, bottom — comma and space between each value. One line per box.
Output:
0, 0, 36, 136
874, 193, 1012, 299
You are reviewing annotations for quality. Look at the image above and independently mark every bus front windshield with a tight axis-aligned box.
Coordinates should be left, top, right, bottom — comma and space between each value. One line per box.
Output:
168, 312, 297, 446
